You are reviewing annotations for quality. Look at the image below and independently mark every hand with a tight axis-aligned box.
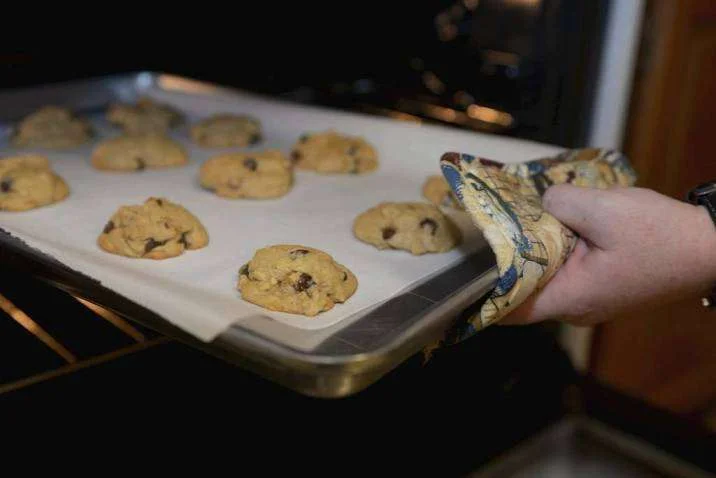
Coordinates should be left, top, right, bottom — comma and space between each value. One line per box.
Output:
502, 184, 716, 326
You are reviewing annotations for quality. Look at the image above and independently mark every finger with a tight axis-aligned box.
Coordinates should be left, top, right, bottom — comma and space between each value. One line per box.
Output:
542, 184, 613, 249
497, 294, 541, 325
498, 239, 592, 325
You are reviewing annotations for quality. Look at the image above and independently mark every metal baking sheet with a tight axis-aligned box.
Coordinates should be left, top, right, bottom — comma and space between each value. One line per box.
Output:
469, 417, 715, 478
0, 72, 564, 397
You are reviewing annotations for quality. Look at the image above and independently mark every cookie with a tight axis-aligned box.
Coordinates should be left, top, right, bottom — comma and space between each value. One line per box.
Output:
106, 97, 183, 135
98, 197, 209, 260
353, 202, 462, 255
290, 130, 378, 174
238, 245, 358, 316
11, 106, 93, 149
0, 155, 69, 211
200, 150, 293, 199
422, 175, 462, 209
91, 134, 188, 171
190, 114, 262, 148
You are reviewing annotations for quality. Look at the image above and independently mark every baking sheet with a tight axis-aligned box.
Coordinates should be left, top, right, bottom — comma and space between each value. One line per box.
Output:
0, 81, 562, 343
469, 418, 714, 478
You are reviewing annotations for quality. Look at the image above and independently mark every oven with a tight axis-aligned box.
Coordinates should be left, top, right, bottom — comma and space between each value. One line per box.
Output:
1, 2, 714, 475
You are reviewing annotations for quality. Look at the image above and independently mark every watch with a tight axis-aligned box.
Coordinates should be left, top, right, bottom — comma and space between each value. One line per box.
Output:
687, 180, 716, 308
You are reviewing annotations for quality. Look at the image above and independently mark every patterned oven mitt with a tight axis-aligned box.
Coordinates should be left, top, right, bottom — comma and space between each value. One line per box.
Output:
438, 148, 638, 343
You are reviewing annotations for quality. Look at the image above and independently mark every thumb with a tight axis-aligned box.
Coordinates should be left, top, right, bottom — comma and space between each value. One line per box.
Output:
542, 184, 612, 248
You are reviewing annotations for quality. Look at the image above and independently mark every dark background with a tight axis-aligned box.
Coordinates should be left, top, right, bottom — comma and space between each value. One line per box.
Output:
0, 0, 607, 148
0, 2, 662, 472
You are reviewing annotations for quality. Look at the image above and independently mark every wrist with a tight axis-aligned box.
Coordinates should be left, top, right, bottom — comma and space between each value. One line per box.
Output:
695, 205, 716, 282
686, 181, 716, 286
691, 205, 716, 301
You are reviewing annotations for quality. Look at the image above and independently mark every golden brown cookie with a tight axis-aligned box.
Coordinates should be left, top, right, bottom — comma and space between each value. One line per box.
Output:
200, 150, 292, 199
238, 245, 358, 316
190, 114, 262, 148
98, 197, 209, 259
11, 106, 93, 149
106, 97, 183, 135
91, 134, 188, 171
422, 175, 463, 209
0, 155, 70, 211
290, 130, 378, 174
353, 202, 462, 255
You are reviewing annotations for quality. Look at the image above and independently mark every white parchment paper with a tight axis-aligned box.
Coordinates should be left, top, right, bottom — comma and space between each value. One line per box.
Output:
0, 83, 562, 342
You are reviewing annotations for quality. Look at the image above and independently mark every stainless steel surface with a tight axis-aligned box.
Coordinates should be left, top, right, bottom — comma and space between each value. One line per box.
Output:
0, 72, 499, 398
469, 418, 715, 478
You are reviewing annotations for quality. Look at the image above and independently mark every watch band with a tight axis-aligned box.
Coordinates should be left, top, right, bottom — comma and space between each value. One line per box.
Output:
687, 181, 716, 308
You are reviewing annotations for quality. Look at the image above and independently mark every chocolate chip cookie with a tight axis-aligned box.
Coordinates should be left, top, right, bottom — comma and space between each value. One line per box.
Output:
353, 202, 462, 255
91, 134, 188, 171
200, 150, 293, 199
190, 114, 262, 148
0, 154, 70, 211
422, 175, 463, 209
98, 197, 209, 260
11, 106, 93, 149
290, 130, 378, 174
238, 245, 358, 316
106, 97, 183, 135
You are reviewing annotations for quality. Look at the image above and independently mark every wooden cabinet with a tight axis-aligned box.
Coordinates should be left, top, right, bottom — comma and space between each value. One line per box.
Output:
590, 0, 716, 420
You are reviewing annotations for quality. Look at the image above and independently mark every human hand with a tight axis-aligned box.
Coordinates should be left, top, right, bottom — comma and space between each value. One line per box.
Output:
502, 184, 716, 326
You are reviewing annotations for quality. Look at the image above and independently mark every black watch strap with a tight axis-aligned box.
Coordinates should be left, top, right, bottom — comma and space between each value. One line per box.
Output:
688, 181, 716, 226
687, 181, 716, 308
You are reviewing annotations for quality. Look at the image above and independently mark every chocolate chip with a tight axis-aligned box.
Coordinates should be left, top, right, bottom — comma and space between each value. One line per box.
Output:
239, 264, 250, 276
136, 158, 146, 170
0, 179, 12, 193
294, 273, 315, 292
347, 145, 359, 155
299, 134, 309, 143
291, 151, 301, 162
350, 158, 360, 174
144, 238, 167, 254
250, 133, 261, 145
243, 158, 258, 171
342, 271, 348, 282
155, 199, 163, 206
382, 227, 396, 240
103, 221, 115, 234
420, 218, 438, 235
178, 232, 189, 247
289, 249, 309, 259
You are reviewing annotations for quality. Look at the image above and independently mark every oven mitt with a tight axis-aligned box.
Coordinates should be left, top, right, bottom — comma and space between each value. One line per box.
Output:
437, 148, 638, 344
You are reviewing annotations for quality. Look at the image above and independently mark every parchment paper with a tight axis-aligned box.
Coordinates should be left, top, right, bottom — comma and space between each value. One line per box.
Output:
0, 84, 562, 342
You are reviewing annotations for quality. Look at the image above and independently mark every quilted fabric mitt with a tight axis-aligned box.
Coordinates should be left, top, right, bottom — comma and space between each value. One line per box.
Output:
438, 148, 637, 343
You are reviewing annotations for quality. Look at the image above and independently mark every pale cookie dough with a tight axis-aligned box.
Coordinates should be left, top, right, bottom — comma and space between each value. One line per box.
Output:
106, 97, 183, 135
190, 114, 262, 148
200, 150, 292, 199
91, 134, 188, 171
0, 155, 69, 211
290, 130, 378, 174
11, 106, 93, 149
353, 202, 462, 255
422, 175, 463, 209
238, 245, 358, 316
98, 197, 209, 260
